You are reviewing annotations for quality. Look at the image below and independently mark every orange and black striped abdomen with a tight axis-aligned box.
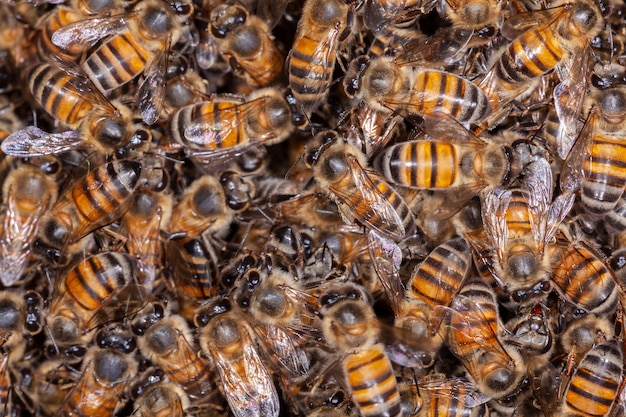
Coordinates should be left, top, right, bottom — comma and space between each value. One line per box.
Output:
64, 252, 134, 311
411, 71, 492, 124
169, 238, 218, 301
564, 339, 622, 417
498, 189, 533, 239
82, 32, 151, 92
28, 63, 93, 128
344, 344, 402, 417
408, 237, 470, 307
495, 26, 563, 84
581, 132, 626, 215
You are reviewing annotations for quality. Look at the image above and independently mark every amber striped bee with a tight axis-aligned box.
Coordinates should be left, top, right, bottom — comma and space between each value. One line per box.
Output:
287, 0, 360, 117
168, 88, 293, 165
356, 55, 492, 124
136, 312, 219, 404
561, 85, 626, 233
430, 275, 525, 399
59, 347, 138, 417
0, 160, 58, 286
132, 382, 190, 417
45, 252, 138, 349
478, 0, 603, 121
1, 62, 136, 156
51, 0, 197, 124
196, 297, 280, 417
308, 134, 418, 242
37, 160, 142, 259
209, 3, 284, 88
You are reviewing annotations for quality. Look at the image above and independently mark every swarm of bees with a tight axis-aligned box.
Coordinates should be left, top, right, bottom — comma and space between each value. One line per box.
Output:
1, 0, 626, 415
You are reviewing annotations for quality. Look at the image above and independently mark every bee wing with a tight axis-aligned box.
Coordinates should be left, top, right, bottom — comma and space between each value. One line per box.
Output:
523, 157, 552, 250
254, 323, 310, 378
554, 46, 592, 159
418, 376, 491, 407
137, 39, 170, 126
397, 26, 473, 67
500, 4, 564, 40
367, 230, 404, 312
481, 187, 511, 266
51, 13, 131, 52
1, 127, 82, 157
420, 114, 487, 147
380, 322, 437, 368
212, 332, 280, 417
84, 284, 151, 332
560, 109, 596, 193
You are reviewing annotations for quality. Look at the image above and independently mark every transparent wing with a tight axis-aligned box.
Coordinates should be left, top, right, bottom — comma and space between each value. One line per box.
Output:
51, 13, 131, 52
1, 127, 82, 156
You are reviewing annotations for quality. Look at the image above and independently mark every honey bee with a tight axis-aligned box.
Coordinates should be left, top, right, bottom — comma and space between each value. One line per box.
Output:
119, 190, 173, 290
37, 160, 142, 259
561, 85, 626, 231
46, 252, 138, 349
209, 3, 285, 88
195, 297, 280, 417
317, 283, 404, 417
51, 0, 197, 124
430, 275, 525, 399
167, 174, 233, 242
469, 157, 574, 308
547, 240, 621, 315
59, 347, 138, 417
560, 314, 614, 367
395, 236, 472, 350
136, 312, 219, 403
559, 338, 623, 417
0, 160, 58, 286
168, 88, 294, 165
237, 268, 320, 378
287, 0, 359, 117
415, 375, 491, 417
1, 62, 136, 156
132, 382, 189, 417
356, 55, 492, 124
478, 0, 603, 119
504, 303, 555, 361
307, 135, 418, 242
372, 115, 512, 215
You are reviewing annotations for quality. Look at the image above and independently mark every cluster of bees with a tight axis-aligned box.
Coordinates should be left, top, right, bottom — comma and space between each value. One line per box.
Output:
1, 0, 626, 414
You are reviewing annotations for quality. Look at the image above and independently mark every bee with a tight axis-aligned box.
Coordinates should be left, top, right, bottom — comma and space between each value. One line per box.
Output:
395, 236, 472, 351
46, 252, 137, 349
430, 275, 525, 399
478, 0, 603, 119
119, 190, 173, 290
167, 174, 232, 243
307, 134, 418, 242
356, 55, 492, 124
560, 314, 614, 368
1, 62, 136, 156
0, 160, 58, 286
414, 375, 491, 417
317, 283, 403, 417
132, 382, 189, 417
372, 115, 512, 215
561, 85, 626, 231
37, 160, 142, 259
209, 3, 285, 88
237, 268, 320, 379
168, 88, 294, 165
195, 297, 280, 417
559, 338, 623, 417
504, 303, 555, 361
59, 347, 137, 417
287, 0, 359, 117
136, 312, 219, 403
469, 157, 574, 308
547, 240, 621, 316
51, 0, 197, 124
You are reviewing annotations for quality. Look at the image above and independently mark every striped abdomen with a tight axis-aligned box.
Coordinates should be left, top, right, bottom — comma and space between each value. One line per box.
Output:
27, 62, 94, 128
581, 132, 626, 215
410, 70, 492, 124
563, 339, 623, 417
494, 26, 563, 84
345, 344, 402, 417
82, 32, 151, 92
168, 238, 218, 301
